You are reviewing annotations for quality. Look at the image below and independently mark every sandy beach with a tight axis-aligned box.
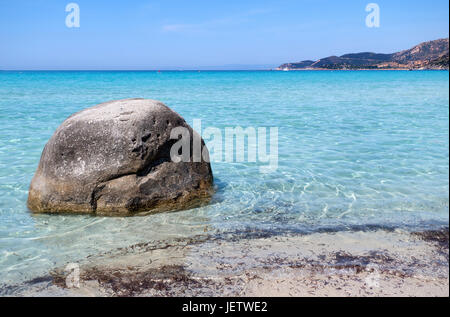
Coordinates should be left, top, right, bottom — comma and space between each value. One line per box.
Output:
4, 227, 447, 297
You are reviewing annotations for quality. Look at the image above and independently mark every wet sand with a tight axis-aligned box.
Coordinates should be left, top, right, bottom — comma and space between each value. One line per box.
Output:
4, 227, 449, 297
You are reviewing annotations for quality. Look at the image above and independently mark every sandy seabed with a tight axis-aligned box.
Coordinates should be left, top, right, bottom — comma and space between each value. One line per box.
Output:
4, 227, 449, 297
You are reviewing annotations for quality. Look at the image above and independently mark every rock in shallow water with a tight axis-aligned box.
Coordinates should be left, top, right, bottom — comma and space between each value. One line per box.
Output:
27, 98, 213, 216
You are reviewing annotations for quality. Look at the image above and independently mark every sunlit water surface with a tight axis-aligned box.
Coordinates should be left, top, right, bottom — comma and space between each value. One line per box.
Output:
0, 71, 448, 285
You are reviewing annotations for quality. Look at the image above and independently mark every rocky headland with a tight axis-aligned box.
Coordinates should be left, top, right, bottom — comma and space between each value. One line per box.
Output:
278, 38, 449, 70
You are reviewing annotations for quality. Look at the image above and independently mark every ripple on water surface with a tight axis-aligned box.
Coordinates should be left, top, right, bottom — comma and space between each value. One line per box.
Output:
0, 70, 448, 284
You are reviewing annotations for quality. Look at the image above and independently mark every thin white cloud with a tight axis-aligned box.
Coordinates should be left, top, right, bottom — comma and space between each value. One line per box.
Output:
162, 24, 195, 32
162, 8, 273, 33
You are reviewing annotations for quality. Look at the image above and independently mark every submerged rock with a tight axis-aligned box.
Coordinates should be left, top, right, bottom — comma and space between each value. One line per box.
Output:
28, 98, 213, 216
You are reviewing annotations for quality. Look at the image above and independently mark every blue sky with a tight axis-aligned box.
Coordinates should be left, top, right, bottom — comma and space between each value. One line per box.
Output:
0, 0, 448, 69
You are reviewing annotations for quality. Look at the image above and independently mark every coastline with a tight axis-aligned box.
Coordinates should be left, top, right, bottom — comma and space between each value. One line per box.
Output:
5, 227, 448, 297
274, 68, 449, 71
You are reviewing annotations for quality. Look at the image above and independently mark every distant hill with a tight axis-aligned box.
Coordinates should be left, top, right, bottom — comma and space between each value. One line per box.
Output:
277, 38, 449, 70
277, 60, 315, 69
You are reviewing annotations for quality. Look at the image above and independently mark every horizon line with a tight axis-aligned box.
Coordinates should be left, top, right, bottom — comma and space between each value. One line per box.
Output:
1, 69, 449, 72
0, 69, 277, 72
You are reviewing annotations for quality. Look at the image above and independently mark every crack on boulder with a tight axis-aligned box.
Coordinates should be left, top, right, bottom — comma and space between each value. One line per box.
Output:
89, 140, 176, 212
136, 139, 176, 176
90, 184, 106, 213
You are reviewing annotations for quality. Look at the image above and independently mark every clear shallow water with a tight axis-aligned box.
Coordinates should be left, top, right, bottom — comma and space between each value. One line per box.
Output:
0, 70, 448, 285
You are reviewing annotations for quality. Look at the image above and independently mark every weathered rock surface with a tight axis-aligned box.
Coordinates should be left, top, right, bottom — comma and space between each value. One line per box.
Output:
28, 98, 213, 216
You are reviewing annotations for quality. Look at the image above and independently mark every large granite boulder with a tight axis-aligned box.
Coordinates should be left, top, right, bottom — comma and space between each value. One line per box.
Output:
27, 98, 213, 216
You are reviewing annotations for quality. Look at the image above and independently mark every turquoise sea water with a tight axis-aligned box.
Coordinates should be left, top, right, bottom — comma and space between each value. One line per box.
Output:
0, 70, 449, 286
